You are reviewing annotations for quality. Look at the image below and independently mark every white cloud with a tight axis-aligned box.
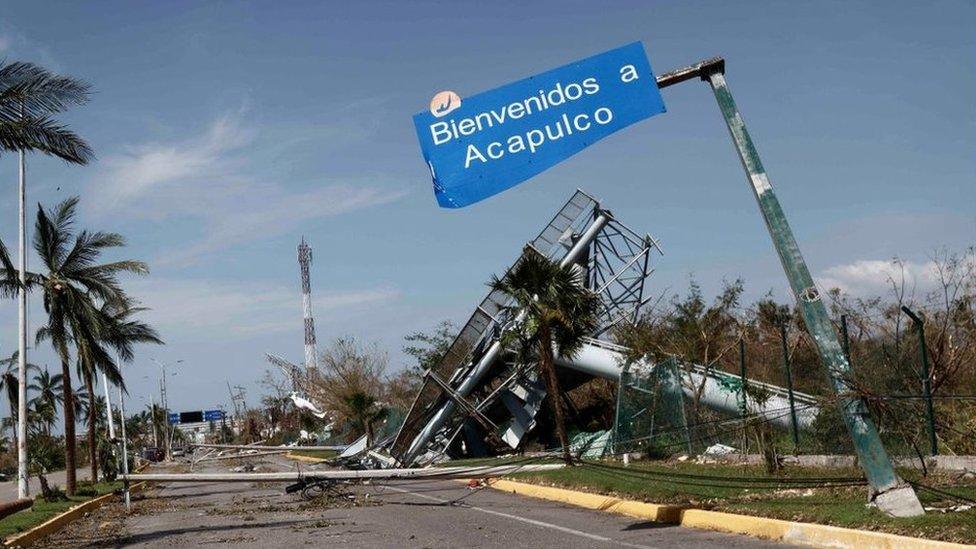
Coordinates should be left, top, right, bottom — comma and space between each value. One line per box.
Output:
98, 113, 252, 208
816, 258, 942, 297
126, 277, 400, 339
89, 111, 407, 265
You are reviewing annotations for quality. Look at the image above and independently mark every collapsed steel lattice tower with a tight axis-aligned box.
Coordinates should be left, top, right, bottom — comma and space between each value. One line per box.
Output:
390, 190, 662, 466
298, 237, 318, 377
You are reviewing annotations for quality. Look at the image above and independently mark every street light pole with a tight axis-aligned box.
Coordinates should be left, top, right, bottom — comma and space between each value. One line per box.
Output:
102, 372, 116, 440
152, 359, 181, 460
16, 148, 28, 500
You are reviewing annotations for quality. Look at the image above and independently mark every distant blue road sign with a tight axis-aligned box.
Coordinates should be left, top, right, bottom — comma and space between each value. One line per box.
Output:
414, 42, 666, 208
204, 410, 225, 421
167, 413, 179, 425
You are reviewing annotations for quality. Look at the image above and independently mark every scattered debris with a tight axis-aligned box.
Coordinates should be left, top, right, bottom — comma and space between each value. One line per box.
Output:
703, 443, 737, 457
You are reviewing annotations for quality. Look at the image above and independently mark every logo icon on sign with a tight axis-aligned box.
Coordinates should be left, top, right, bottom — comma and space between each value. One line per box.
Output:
430, 90, 461, 117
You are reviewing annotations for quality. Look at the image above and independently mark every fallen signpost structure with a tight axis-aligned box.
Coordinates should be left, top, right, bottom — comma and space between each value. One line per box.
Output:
392, 53, 927, 517
123, 463, 564, 483
191, 443, 347, 452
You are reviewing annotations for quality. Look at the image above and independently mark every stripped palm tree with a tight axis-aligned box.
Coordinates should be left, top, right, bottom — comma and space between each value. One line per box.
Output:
489, 249, 601, 464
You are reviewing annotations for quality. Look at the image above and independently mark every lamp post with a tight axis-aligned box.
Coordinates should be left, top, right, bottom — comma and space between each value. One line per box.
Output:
151, 359, 182, 459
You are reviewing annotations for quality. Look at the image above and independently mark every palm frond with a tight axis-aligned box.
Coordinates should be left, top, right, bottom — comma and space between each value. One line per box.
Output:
60, 231, 127, 273
0, 117, 93, 163
0, 61, 90, 118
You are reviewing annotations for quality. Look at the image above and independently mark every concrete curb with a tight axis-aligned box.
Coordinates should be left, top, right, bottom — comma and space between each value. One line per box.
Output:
284, 452, 329, 463
2, 482, 146, 548
485, 479, 970, 549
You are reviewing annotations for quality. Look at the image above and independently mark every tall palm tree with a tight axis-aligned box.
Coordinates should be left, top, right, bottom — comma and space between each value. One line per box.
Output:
2, 62, 92, 497
0, 351, 39, 425
7, 196, 148, 494
28, 368, 63, 436
489, 249, 601, 464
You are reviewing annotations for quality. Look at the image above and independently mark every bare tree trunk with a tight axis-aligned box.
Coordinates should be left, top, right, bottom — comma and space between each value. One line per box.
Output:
60, 358, 76, 495
84, 373, 98, 483
538, 324, 572, 465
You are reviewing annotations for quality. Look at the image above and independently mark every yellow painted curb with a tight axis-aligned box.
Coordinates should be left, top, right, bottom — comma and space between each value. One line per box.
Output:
284, 452, 329, 463
3, 482, 146, 548
485, 479, 970, 549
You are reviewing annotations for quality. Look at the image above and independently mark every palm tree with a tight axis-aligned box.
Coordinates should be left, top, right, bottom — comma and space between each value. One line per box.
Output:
10, 196, 148, 494
28, 398, 57, 437
342, 391, 387, 447
76, 299, 161, 482
28, 368, 63, 436
489, 249, 601, 464
0, 351, 39, 423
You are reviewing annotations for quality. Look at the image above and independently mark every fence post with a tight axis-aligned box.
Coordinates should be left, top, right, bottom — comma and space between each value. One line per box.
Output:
901, 306, 937, 456
739, 337, 748, 456
840, 314, 852, 365
780, 324, 800, 453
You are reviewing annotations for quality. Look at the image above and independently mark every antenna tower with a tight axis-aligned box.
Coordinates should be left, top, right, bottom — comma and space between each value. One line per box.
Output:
298, 237, 318, 380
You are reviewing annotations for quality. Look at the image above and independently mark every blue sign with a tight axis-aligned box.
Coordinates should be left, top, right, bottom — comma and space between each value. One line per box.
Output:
414, 42, 666, 208
167, 413, 179, 425
204, 409, 225, 421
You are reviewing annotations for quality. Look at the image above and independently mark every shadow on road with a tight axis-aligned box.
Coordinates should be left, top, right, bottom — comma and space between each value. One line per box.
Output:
113, 519, 312, 546
623, 521, 678, 531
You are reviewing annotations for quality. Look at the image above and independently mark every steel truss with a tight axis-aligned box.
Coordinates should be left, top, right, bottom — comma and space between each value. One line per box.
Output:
388, 189, 660, 466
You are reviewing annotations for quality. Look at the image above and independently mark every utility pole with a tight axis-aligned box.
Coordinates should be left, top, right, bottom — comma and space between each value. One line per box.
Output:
16, 148, 28, 500
298, 237, 318, 384
150, 393, 158, 448
152, 359, 181, 460
692, 58, 923, 516
226, 382, 237, 415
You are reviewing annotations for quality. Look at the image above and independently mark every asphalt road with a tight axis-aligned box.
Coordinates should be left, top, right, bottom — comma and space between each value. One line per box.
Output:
0, 468, 90, 502
40, 456, 793, 548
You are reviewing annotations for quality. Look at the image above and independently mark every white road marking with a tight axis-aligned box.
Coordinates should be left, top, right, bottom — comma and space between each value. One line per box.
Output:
385, 485, 661, 549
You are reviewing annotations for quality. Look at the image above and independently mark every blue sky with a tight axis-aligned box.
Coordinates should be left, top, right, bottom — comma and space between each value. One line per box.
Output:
0, 1, 973, 414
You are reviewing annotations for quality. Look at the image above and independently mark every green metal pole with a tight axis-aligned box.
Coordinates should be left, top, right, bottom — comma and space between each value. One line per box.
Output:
901, 306, 937, 456
702, 65, 923, 516
779, 324, 800, 452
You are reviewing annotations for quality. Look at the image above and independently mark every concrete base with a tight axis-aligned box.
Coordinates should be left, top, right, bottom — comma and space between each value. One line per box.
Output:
874, 484, 926, 518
